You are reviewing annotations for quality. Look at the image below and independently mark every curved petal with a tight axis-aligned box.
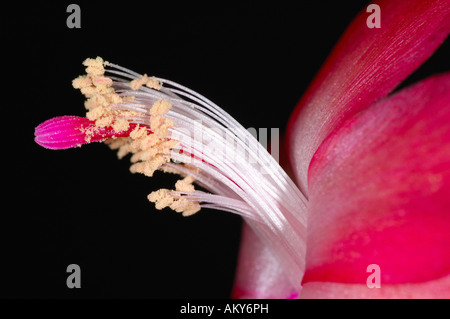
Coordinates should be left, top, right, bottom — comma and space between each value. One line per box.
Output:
304, 73, 450, 293
232, 223, 299, 299
287, 0, 450, 194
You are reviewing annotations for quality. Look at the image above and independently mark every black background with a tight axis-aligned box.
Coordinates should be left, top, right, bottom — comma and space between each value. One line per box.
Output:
2, 1, 448, 298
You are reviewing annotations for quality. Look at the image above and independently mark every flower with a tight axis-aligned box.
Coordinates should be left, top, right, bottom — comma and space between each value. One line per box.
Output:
34, 0, 450, 299
233, 0, 450, 298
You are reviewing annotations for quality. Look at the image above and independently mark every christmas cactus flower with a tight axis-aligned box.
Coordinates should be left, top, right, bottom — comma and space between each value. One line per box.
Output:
35, 0, 449, 298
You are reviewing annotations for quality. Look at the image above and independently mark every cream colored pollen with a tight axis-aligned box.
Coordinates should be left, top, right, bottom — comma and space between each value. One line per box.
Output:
73, 57, 201, 216
130, 74, 163, 91
175, 176, 196, 193
150, 99, 171, 116
146, 76, 162, 90
130, 74, 149, 91
147, 189, 174, 210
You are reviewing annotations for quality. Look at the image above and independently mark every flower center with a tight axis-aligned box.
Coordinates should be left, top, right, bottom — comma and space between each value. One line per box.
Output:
35, 56, 309, 288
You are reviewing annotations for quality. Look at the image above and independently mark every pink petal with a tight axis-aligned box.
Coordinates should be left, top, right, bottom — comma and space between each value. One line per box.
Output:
287, 0, 450, 194
232, 223, 299, 299
304, 73, 450, 293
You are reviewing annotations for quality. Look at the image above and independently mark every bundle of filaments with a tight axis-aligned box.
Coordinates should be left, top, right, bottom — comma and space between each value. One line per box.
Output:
34, 57, 308, 288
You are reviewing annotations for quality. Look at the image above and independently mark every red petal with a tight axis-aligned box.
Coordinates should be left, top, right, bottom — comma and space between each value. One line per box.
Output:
287, 0, 450, 194
304, 73, 450, 287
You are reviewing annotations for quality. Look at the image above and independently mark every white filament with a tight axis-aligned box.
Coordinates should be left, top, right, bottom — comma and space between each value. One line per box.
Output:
106, 62, 308, 288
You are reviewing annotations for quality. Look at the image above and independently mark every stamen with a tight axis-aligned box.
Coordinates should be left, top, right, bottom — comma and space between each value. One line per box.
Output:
34, 57, 309, 288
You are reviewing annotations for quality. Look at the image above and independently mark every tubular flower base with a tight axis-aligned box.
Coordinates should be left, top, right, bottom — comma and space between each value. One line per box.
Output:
35, 57, 308, 294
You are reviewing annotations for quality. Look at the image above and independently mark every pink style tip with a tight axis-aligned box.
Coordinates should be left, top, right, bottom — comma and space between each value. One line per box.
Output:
34, 116, 95, 150
34, 115, 135, 150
